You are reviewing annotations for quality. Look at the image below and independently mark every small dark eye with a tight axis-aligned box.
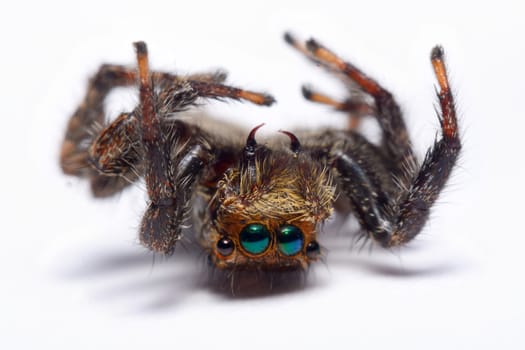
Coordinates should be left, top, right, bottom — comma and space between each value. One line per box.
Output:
217, 237, 234, 256
240, 223, 270, 255
306, 240, 321, 259
277, 225, 304, 256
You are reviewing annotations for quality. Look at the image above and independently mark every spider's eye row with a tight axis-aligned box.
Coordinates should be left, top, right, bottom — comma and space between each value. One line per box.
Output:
217, 236, 234, 256
277, 225, 304, 256
240, 223, 271, 255
236, 223, 308, 256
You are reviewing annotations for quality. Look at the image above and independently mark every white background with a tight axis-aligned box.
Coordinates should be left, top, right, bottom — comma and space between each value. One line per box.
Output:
1, 0, 524, 348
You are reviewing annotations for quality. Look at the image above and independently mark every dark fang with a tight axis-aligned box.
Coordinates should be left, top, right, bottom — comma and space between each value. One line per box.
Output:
279, 130, 301, 154
245, 123, 265, 157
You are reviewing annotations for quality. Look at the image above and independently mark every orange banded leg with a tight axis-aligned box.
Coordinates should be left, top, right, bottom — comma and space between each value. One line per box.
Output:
323, 45, 461, 248
285, 32, 383, 96
60, 64, 230, 175
386, 45, 461, 247
284, 32, 414, 176
301, 85, 374, 129
431, 46, 458, 141
61, 48, 274, 199
285, 33, 374, 130
187, 80, 275, 106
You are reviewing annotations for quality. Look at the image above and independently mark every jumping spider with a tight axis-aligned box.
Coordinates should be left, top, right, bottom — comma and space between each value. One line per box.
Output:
60, 34, 461, 272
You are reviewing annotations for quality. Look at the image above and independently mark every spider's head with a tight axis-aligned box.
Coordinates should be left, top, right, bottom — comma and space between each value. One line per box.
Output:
208, 125, 335, 270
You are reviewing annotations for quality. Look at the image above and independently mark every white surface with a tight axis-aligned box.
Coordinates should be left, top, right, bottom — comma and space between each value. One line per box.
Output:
2, 0, 524, 348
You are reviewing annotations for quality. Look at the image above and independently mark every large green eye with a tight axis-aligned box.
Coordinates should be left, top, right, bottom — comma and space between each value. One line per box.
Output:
240, 223, 270, 255
277, 225, 304, 256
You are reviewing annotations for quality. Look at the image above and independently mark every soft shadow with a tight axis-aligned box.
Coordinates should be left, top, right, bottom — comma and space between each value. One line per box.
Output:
60, 250, 156, 279
319, 218, 464, 278
57, 219, 459, 311
57, 241, 323, 311
57, 244, 203, 311
347, 258, 458, 277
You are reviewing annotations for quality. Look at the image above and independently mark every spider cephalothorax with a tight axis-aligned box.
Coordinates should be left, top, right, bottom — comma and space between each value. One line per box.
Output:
206, 126, 335, 269
60, 34, 461, 274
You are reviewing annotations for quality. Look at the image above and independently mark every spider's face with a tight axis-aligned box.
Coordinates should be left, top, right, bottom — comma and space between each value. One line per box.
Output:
208, 149, 335, 270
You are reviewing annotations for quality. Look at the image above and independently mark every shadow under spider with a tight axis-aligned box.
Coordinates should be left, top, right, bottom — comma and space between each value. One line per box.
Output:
57, 239, 319, 311
57, 222, 458, 311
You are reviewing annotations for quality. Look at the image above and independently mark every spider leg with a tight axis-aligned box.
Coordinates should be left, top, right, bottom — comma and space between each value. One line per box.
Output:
135, 41, 187, 254
61, 54, 269, 198
285, 34, 373, 130
133, 42, 276, 254
60, 65, 227, 171
285, 33, 416, 176
87, 112, 144, 196
324, 46, 460, 246
59, 64, 137, 196
384, 46, 461, 247
62, 41, 276, 252
301, 85, 375, 129
310, 131, 395, 243
187, 80, 275, 106
59, 63, 224, 196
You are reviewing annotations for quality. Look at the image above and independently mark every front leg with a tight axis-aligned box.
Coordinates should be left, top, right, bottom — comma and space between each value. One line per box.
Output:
133, 42, 275, 254
134, 42, 189, 254
140, 142, 211, 253
330, 46, 461, 247
385, 47, 460, 246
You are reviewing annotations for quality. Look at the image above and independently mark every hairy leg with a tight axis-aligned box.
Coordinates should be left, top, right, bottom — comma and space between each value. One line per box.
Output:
285, 33, 416, 178
132, 42, 276, 254
61, 52, 272, 198
293, 38, 460, 246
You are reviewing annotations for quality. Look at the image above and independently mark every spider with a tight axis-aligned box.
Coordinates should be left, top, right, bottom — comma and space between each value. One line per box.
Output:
60, 33, 461, 272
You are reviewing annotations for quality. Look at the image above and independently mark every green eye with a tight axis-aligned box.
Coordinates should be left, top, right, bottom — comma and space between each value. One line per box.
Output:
277, 225, 304, 256
240, 224, 270, 255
